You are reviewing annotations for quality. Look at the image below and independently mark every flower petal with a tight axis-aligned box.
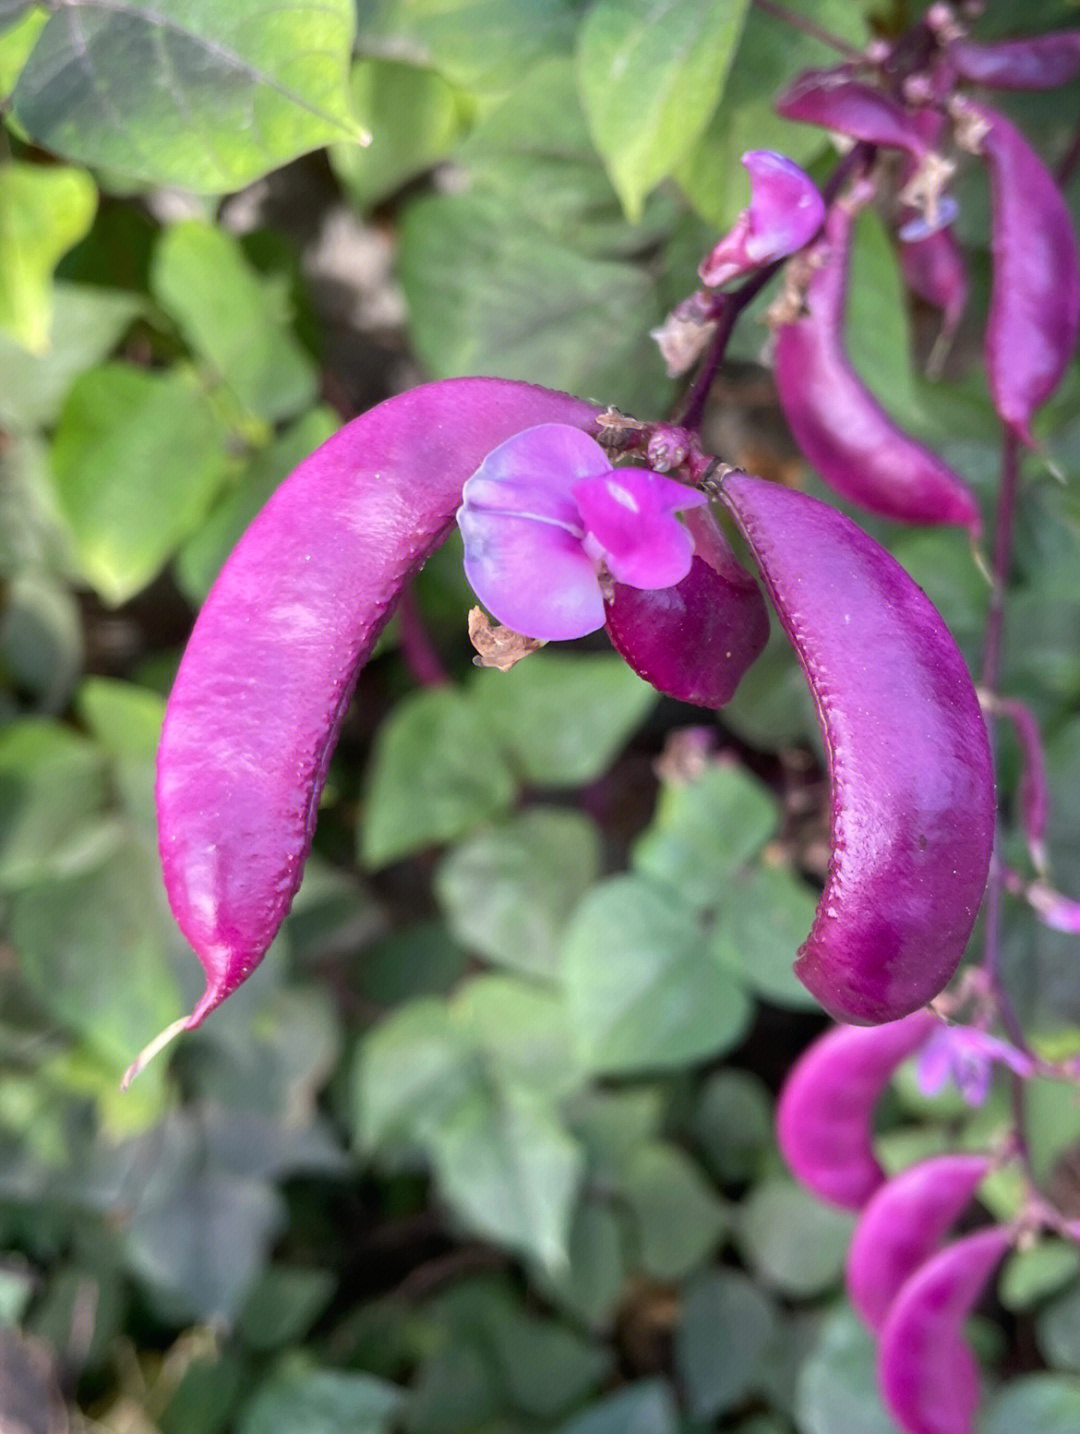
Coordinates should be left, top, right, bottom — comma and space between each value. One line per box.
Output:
573, 468, 704, 589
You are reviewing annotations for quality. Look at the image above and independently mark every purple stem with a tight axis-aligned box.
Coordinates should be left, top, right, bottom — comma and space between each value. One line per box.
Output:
396, 582, 451, 687
751, 0, 864, 61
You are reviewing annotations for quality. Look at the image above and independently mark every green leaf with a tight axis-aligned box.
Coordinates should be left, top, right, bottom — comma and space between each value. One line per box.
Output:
435, 807, 601, 980
451, 974, 585, 1097
354, 0, 578, 92
432, 1081, 584, 1271
982, 1375, 1080, 1434
50, 362, 232, 605
711, 864, 820, 1009
622, 1142, 727, 1280
152, 221, 318, 421
845, 206, 923, 430
360, 687, 517, 868
473, 652, 657, 788
0, 282, 141, 431
562, 876, 753, 1074
77, 676, 164, 830
1037, 1283, 1080, 1373
331, 58, 466, 210
13, 0, 363, 192
238, 1359, 404, 1434
554, 1380, 678, 1434
577, 0, 750, 220
540, 1199, 628, 1330
0, 718, 108, 889
239, 1266, 337, 1351
0, 571, 83, 713
487, 1303, 610, 1419
0, 162, 97, 353
1001, 1240, 1080, 1312
631, 759, 778, 910
736, 1178, 854, 1297
691, 1069, 773, 1186
8, 839, 184, 1069
175, 407, 339, 604
160, 1352, 247, 1434
675, 1269, 778, 1420
399, 188, 671, 415
796, 1307, 897, 1434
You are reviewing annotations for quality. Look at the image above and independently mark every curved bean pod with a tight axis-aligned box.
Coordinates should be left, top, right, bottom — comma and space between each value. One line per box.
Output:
878, 1225, 1013, 1434
718, 472, 995, 1022
949, 34, 1080, 91
776, 70, 927, 159
131, 380, 599, 1082
604, 506, 769, 708
846, 1152, 991, 1331
775, 1012, 939, 1208
967, 101, 1080, 446
772, 189, 981, 532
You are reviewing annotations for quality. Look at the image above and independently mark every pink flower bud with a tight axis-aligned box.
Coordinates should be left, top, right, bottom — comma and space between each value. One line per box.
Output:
698, 151, 824, 287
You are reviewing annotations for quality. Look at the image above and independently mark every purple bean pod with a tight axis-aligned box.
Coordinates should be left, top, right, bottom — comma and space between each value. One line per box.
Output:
949, 34, 1080, 91
717, 473, 995, 1021
771, 187, 982, 532
878, 1225, 1013, 1434
604, 505, 770, 708
964, 100, 1080, 447
130, 381, 600, 1082
776, 1012, 940, 1208
776, 70, 928, 160
846, 1152, 991, 1331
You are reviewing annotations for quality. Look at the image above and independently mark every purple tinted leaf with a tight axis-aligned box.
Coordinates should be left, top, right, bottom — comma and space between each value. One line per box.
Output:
698, 150, 824, 286
775, 71, 927, 158
878, 1226, 1013, 1434
772, 187, 981, 532
604, 505, 769, 708
949, 34, 1080, 90
846, 1153, 991, 1331
969, 101, 1080, 446
776, 1012, 939, 1209
717, 473, 995, 1022
135, 381, 599, 1083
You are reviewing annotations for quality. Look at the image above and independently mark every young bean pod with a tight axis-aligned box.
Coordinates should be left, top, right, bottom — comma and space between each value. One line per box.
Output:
776, 71, 928, 160
131, 380, 599, 1082
775, 1012, 940, 1208
949, 34, 1080, 91
966, 101, 1080, 447
846, 1152, 991, 1331
718, 473, 995, 1021
878, 1225, 1013, 1434
772, 187, 981, 532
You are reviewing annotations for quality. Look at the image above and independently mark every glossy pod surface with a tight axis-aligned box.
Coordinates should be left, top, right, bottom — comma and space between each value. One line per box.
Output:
772, 192, 981, 532
776, 1012, 939, 1208
878, 1225, 1013, 1434
718, 473, 995, 1022
973, 102, 1080, 446
156, 380, 598, 1034
846, 1152, 991, 1331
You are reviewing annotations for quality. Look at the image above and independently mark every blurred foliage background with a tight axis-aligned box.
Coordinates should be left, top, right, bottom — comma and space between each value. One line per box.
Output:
2, 0, 1080, 1429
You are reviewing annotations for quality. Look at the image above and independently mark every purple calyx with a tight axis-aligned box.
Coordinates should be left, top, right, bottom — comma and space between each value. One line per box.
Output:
457, 424, 706, 642
699, 151, 825, 287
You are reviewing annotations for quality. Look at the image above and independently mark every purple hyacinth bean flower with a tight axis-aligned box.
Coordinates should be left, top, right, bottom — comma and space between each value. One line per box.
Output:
698, 151, 825, 287
457, 425, 705, 642
916, 1024, 1034, 1105
878, 1225, 1013, 1434
846, 1153, 991, 1332
776, 1012, 939, 1209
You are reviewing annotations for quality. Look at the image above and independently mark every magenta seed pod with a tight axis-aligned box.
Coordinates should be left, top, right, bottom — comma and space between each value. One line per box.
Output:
775, 1012, 939, 1208
605, 505, 770, 708
717, 473, 995, 1022
776, 70, 928, 160
130, 380, 600, 1083
878, 1225, 1013, 1434
967, 101, 1080, 447
846, 1152, 991, 1331
949, 34, 1080, 91
772, 188, 981, 533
